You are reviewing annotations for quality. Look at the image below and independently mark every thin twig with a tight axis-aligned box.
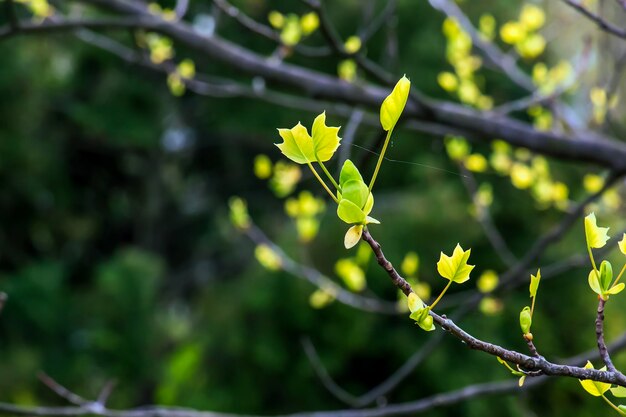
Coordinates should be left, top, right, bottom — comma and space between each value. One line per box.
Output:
596, 298, 621, 374
562, 0, 626, 39
0, 292, 6, 315
38, 373, 89, 406
360, 228, 626, 386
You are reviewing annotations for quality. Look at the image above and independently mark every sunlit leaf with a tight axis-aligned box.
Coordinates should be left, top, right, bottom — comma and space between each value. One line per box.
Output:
311, 112, 341, 162
339, 159, 364, 185
579, 361, 610, 397
407, 292, 424, 313
599, 260, 613, 292
275, 123, 315, 164
437, 244, 475, 283
380, 76, 411, 131
585, 212, 610, 249
588, 269, 602, 296
529, 269, 541, 298
619, 234, 626, 256
344, 225, 363, 249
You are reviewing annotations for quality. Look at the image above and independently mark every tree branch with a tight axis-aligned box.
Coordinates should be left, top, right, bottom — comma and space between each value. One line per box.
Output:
360, 228, 626, 386
562, 0, 626, 40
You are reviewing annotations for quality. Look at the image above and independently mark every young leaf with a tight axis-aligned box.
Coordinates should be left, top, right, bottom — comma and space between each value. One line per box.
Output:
409, 306, 435, 331
606, 283, 625, 295
275, 123, 316, 164
519, 306, 532, 334
619, 234, 626, 256
585, 212, 610, 249
339, 159, 364, 185
337, 199, 366, 224
529, 269, 541, 298
437, 244, 475, 283
518, 375, 526, 387
588, 269, 602, 296
599, 260, 613, 291
311, 112, 341, 162
344, 225, 363, 249
380, 76, 411, 131
612, 386, 626, 398
407, 292, 424, 313
579, 361, 610, 396
341, 179, 369, 209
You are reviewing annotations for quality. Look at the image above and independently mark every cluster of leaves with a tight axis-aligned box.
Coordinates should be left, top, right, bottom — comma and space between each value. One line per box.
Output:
274, 76, 410, 249
268, 10, 319, 47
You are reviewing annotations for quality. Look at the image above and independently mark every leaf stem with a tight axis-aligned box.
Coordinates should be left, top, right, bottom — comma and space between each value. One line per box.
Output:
530, 294, 537, 318
601, 394, 626, 415
368, 128, 393, 193
430, 280, 453, 310
316, 158, 340, 190
587, 244, 598, 272
306, 161, 339, 203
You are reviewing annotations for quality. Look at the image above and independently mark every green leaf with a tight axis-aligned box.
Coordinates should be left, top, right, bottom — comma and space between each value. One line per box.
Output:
529, 269, 541, 298
599, 260, 613, 291
337, 199, 366, 224
339, 159, 364, 185
344, 225, 363, 249
341, 179, 369, 209
275, 123, 315, 164
579, 361, 610, 396
612, 386, 626, 398
409, 306, 435, 331
585, 212, 610, 249
619, 234, 626, 255
437, 244, 475, 283
407, 292, 424, 313
619, 405, 626, 414
519, 306, 532, 334
380, 76, 411, 131
588, 269, 602, 296
607, 283, 625, 295
311, 112, 341, 162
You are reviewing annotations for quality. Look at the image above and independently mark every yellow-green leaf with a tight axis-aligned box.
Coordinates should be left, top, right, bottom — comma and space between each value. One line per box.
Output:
519, 306, 532, 334
588, 269, 602, 296
611, 386, 626, 398
275, 123, 315, 164
344, 225, 363, 249
619, 233, 626, 255
407, 292, 424, 313
311, 112, 341, 162
337, 199, 366, 224
585, 212, 610, 249
529, 269, 541, 298
380, 76, 411, 131
437, 244, 475, 283
409, 306, 435, 331
607, 283, 625, 295
579, 361, 610, 396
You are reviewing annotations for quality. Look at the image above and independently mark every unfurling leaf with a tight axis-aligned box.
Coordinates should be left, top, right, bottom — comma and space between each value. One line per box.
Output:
409, 306, 435, 331
380, 76, 411, 131
336, 160, 376, 226
337, 199, 366, 224
579, 361, 610, 396
407, 292, 424, 313
529, 269, 541, 298
585, 212, 610, 249
519, 306, 532, 334
599, 260, 613, 291
437, 244, 475, 283
344, 225, 363, 249
588, 269, 602, 296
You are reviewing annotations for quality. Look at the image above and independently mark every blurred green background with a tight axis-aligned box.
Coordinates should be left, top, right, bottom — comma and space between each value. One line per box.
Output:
0, 1, 625, 416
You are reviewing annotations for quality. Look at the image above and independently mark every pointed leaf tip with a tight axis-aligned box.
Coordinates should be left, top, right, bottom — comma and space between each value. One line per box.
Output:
380, 76, 411, 131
